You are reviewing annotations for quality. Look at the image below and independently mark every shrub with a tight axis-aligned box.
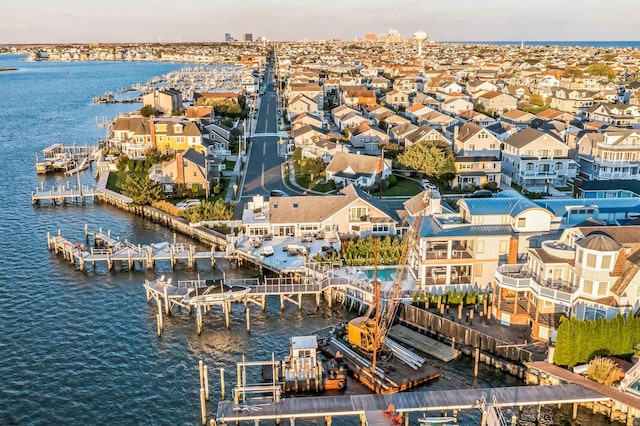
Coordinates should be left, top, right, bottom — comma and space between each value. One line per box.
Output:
482, 181, 498, 191
152, 200, 183, 217
387, 174, 397, 186
587, 357, 624, 386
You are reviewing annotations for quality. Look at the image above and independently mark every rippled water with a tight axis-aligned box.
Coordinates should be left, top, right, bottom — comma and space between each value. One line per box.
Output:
0, 55, 617, 425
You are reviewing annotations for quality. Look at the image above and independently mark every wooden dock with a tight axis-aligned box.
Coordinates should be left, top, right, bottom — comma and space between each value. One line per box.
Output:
31, 183, 101, 205
47, 227, 218, 271
35, 143, 98, 174
214, 384, 607, 424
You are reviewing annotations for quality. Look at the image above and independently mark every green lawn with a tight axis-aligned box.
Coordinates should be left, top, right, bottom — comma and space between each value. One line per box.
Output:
106, 171, 146, 193
294, 174, 333, 193
224, 159, 236, 171
378, 178, 422, 196
523, 105, 549, 114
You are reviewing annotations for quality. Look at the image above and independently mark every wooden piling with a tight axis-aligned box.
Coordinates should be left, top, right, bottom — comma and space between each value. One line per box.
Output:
474, 347, 480, 377
225, 301, 231, 328
157, 298, 163, 337
572, 402, 578, 419
199, 360, 205, 389
246, 307, 250, 332
204, 366, 210, 401
200, 387, 207, 425
220, 368, 225, 400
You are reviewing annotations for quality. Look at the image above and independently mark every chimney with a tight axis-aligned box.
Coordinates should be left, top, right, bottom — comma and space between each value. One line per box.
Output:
453, 124, 459, 142
507, 236, 519, 264
176, 152, 185, 184
149, 116, 156, 149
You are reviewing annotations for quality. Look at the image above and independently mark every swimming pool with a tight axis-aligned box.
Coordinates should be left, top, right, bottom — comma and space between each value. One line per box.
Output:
361, 267, 397, 281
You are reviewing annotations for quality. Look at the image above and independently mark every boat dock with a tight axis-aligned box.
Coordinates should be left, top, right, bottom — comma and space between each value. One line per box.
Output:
35, 143, 99, 174
214, 383, 607, 426
47, 226, 219, 271
31, 183, 101, 205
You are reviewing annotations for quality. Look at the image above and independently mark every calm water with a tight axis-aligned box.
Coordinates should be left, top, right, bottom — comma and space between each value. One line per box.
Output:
0, 54, 617, 425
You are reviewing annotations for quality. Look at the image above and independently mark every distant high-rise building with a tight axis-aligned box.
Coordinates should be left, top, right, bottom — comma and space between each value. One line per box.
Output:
364, 33, 376, 42
243, 33, 253, 42
224, 33, 232, 42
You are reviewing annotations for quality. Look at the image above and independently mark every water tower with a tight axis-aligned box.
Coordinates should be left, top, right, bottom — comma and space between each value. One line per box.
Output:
414, 30, 428, 58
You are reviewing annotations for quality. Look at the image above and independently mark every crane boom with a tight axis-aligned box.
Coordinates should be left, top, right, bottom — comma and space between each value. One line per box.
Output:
375, 212, 425, 350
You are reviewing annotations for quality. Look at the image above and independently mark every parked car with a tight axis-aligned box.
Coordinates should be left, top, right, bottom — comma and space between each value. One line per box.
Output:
261, 246, 274, 257
467, 189, 492, 198
270, 190, 288, 197
419, 179, 438, 191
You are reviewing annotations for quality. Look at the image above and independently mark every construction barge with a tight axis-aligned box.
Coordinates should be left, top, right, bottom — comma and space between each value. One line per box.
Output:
315, 323, 440, 394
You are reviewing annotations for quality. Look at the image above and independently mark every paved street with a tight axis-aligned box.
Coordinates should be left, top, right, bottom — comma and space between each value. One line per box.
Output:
241, 58, 298, 199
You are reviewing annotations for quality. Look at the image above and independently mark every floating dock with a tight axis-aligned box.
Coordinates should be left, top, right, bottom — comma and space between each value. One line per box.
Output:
35, 143, 98, 174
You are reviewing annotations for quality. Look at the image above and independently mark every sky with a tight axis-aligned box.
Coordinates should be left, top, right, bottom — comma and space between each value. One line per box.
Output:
1, 0, 639, 44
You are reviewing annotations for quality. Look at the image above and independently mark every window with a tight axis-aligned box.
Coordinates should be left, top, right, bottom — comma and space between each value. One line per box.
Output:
576, 248, 583, 264
477, 241, 485, 253
555, 162, 563, 170
554, 149, 563, 156
598, 282, 608, 296
586, 253, 596, 268
583, 279, 594, 294
373, 224, 389, 233
517, 217, 526, 227
601, 255, 612, 269
526, 163, 534, 171
350, 207, 368, 221
499, 240, 507, 253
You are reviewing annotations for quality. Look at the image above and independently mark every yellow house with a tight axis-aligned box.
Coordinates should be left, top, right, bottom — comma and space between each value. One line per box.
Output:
151, 119, 204, 155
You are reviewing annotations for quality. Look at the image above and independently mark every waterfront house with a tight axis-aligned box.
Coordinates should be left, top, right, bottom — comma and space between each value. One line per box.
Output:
325, 152, 392, 188
493, 225, 640, 341
501, 128, 577, 191
150, 148, 216, 195
242, 184, 399, 239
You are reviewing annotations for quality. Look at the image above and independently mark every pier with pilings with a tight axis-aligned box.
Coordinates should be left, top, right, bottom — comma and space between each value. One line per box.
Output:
46, 226, 219, 271
211, 383, 608, 426
31, 182, 100, 206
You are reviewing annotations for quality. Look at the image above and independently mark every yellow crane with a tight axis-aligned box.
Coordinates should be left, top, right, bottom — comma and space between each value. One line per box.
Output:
346, 192, 430, 362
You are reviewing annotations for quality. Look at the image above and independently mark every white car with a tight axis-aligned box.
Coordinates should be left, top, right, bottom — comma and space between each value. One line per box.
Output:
261, 246, 274, 257
419, 179, 438, 191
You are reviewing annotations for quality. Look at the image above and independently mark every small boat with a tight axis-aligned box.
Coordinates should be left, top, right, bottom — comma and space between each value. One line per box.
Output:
186, 279, 251, 304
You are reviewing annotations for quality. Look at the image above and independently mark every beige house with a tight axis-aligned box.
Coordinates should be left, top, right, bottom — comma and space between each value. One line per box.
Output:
292, 125, 328, 146
385, 90, 410, 108
152, 148, 212, 195
291, 112, 323, 131
453, 156, 501, 189
476, 91, 518, 114
142, 88, 183, 115
348, 123, 389, 151
242, 184, 399, 239
287, 83, 324, 109
403, 124, 449, 148
288, 95, 319, 119
454, 123, 501, 156
549, 89, 595, 114
325, 152, 392, 188
501, 128, 577, 190
494, 225, 640, 341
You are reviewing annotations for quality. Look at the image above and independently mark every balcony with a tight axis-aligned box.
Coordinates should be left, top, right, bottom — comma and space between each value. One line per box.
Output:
349, 214, 369, 223
495, 265, 577, 305
519, 170, 558, 178
541, 240, 575, 260
423, 241, 473, 261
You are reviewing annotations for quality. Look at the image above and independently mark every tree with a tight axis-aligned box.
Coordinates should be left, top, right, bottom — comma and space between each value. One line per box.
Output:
586, 63, 617, 79
121, 174, 163, 205
562, 66, 584, 79
301, 157, 326, 181
116, 154, 129, 172
143, 147, 163, 165
140, 104, 161, 117
397, 140, 455, 179
183, 199, 234, 223
529, 94, 545, 106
